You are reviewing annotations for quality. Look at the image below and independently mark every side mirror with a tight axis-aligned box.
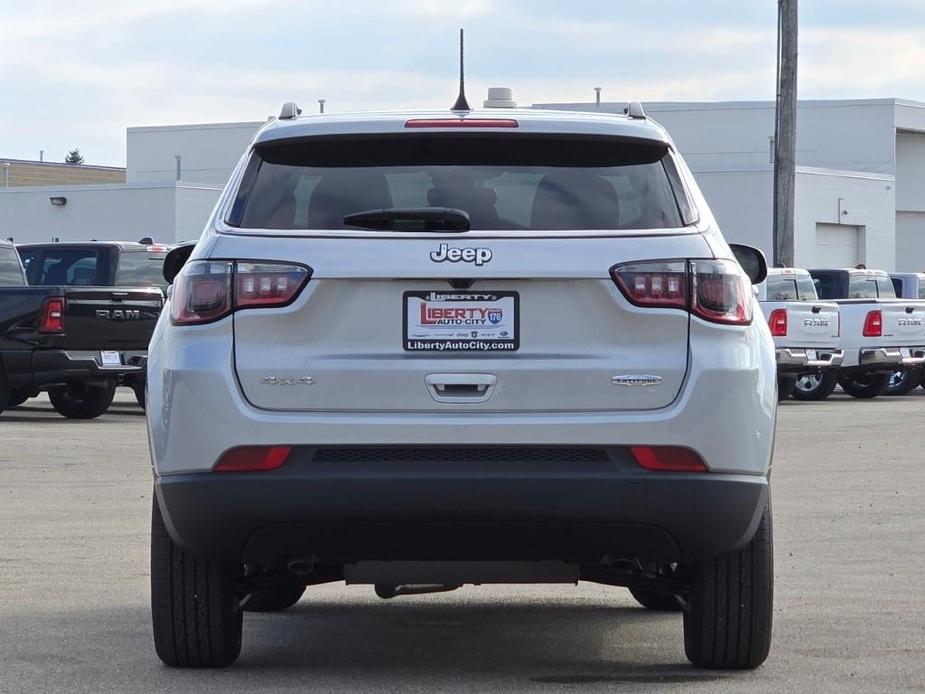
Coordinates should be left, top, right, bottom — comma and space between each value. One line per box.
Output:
729, 243, 768, 285
163, 243, 196, 284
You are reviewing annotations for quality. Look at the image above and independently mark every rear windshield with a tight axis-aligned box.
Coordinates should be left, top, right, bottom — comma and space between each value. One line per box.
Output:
115, 251, 168, 289
227, 135, 693, 231
0, 246, 26, 285
765, 273, 817, 301
848, 274, 895, 299
20, 248, 106, 286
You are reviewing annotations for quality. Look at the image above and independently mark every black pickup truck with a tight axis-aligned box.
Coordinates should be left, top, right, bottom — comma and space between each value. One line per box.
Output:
0, 240, 167, 418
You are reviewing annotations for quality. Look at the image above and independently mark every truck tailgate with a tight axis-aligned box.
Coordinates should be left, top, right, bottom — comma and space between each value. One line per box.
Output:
60, 288, 163, 350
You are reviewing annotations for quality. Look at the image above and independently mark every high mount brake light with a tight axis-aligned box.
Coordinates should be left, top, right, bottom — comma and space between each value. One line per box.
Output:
862, 309, 882, 337
611, 259, 752, 325
38, 297, 65, 333
170, 261, 310, 325
214, 446, 291, 472
631, 446, 707, 472
404, 118, 519, 128
768, 308, 788, 337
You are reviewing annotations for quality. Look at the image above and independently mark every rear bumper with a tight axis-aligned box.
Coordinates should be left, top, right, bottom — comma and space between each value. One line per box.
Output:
4, 349, 148, 388
155, 457, 769, 565
857, 346, 925, 370
776, 347, 843, 373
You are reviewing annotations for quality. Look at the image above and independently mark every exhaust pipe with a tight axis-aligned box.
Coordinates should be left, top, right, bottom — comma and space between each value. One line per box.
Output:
374, 584, 462, 599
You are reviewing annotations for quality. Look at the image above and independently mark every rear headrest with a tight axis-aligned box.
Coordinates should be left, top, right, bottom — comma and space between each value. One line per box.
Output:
427, 185, 498, 228
530, 172, 620, 230
307, 171, 393, 229
72, 267, 96, 285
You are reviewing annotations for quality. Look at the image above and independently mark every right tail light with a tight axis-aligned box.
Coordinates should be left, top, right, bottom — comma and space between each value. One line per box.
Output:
170, 261, 311, 325
862, 310, 882, 337
611, 259, 753, 325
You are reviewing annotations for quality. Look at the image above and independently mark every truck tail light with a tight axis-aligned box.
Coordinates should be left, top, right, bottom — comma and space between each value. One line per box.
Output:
38, 297, 65, 333
630, 446, 707, 472
768, 308, 788, 336
214, 446, 291, 472
862, 310, 882, 337
611, 259, 752, 325
171, 261, 310, 325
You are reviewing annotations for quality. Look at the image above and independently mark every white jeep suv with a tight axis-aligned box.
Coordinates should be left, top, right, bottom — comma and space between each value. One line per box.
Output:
147, 104, 776, 670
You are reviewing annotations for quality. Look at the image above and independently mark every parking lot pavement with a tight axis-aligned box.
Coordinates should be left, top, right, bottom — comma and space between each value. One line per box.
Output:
1, 390, 924, 693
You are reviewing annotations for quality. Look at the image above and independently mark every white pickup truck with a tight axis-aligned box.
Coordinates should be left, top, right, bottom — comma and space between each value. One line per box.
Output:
757, 268, 842, 400
809, 268, 925, 397
888, 272, 925, 393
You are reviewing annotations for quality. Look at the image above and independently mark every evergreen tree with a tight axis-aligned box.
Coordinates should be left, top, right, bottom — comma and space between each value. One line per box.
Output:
64, 148, 84, 165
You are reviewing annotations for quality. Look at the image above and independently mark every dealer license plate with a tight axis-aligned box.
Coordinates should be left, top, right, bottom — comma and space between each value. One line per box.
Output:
403, 291, 519, 352
100, 350, 122, 366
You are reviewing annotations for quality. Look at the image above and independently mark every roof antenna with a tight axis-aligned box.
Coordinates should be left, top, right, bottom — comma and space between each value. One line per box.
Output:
451, 28, 471, 112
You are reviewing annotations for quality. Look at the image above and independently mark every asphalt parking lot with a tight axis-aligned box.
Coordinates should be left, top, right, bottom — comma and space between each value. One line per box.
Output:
1, 391, 923, 693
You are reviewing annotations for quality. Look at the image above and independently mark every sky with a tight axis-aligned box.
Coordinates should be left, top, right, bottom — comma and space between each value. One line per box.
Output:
2, 0, 925, 167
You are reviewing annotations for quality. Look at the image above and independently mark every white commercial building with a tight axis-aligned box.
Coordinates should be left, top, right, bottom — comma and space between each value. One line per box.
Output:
536, 98, 925, 271
0, 121, 261, 245
2, 98, 924, 273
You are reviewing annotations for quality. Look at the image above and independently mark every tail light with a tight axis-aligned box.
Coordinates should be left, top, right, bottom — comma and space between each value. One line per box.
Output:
862, 310, 882, 337
404, 118, 519, 128
630, 446, 707, 472
38, 297, 65, 333
171, 261, 310, 325
214, 446, 291, 472
611, 259, 752, 325
768, 308, 788, 336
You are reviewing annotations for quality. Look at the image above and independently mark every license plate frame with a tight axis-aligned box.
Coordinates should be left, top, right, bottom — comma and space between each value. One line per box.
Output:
403, 290, 520, 353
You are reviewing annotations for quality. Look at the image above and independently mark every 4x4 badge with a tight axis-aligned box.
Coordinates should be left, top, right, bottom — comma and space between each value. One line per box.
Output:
430, 243, 492, 266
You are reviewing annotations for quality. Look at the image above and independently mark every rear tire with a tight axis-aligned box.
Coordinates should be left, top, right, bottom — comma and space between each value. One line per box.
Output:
48, 383, 116, 419
886, 369, 921, 396
683, 501, 773, 670
776, 376, 796, 401
151, 497, 242, 668
791, 371, 838, 401
839, 373, 890, 399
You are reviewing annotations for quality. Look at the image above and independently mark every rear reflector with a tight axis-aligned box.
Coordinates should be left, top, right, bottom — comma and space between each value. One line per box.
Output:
38, 297, 65, 333
214, 446, 291, 472
404, 118, 519, 128
862, 309, 882, 337
768, 308, 788, 336
630, 446, 707, 472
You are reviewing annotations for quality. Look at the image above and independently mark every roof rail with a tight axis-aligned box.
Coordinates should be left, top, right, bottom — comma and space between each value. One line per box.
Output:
626, 101, 646, 119
279, 102, 302, 120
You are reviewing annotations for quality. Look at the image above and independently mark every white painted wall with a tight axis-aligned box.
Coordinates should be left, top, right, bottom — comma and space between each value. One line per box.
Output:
693, 169, 773, 251
896, 212, 925, 272
794, 169, 895, 270
896, 131, 925, 213
0, 183, 221, 245
127, 121, 261, 185
535, 99, 899, 175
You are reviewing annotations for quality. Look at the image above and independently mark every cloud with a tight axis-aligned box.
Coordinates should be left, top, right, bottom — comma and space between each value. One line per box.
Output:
1, 1, 924, 166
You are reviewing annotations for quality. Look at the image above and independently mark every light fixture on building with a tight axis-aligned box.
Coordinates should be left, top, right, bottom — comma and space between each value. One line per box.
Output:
49, 196, 67, 206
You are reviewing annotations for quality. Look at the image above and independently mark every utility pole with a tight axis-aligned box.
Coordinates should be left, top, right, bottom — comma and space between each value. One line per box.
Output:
773, 0, 798, 267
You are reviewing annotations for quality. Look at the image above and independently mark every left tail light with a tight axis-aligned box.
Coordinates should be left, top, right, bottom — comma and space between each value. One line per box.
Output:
611, 259, 752, 325
171, 261, 310, 325
38, 297, 65, 333
768, 308, 788, 336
